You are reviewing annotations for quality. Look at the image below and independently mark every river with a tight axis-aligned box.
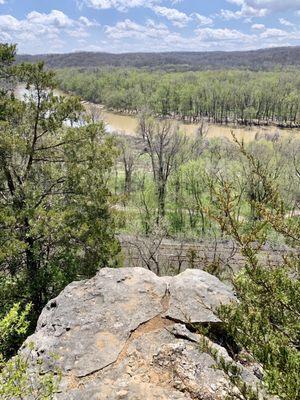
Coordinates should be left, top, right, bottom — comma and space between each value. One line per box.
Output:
15, 85, 300, 142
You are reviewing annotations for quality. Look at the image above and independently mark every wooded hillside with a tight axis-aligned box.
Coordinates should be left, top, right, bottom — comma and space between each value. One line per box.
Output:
17, 46, 300, 71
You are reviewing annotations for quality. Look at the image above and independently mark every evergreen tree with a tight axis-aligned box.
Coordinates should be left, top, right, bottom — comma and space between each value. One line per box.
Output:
208, 135, 300, 399
0, 44, 119, 323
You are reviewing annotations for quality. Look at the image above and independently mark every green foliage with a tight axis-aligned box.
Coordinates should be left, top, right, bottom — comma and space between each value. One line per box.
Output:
138, 115, 188, 221
53, 63, 300, 243
0, 303, 31, 359
208, 136, 300, 399
113, 131, 299, 245
0, 304, 59, 399
57, 68, 300, 126
0, 44, 119, 324
199, 335, 264, 400
0, 345, 60, 400
136, 173, 157, 235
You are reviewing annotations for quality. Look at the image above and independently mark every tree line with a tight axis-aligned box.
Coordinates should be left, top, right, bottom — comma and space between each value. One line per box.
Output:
17, 46, 300, 71
57, 67, 300, 127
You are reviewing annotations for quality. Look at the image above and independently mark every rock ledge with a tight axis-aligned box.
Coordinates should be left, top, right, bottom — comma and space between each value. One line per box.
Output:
23, 267, 261, 399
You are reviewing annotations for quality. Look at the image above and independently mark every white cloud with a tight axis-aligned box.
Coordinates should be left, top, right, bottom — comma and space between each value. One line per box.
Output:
279, 18, 294, 27
27, 10, 74, 28
221, 0, 300, 20
79, 16, 99, 27
150, 7, 214, 28
105, 18, 170, 39
2, 0, 299, 54
0, 0, 6, 4
85, 0, 194, 28
194, 27, 253, 42
103, 17, 300, 53
151, 6, 191, 27
84, 0, 157, 11
67, 29, 90, 38
0, 10, 96, 53
219, 5, 267, 20
245, 1, 300, 12
260, 28, 292, 38
252, 23, 265, 29
106, 21, 245, 51
227, 0, 244, 5
193, 13, 213, 26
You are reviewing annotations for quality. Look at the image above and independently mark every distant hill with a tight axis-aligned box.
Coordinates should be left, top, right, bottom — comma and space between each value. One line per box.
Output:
16, 46, 300, 71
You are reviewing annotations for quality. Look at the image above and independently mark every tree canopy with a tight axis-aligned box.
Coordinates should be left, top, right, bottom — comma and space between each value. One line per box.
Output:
0, 43, 119, 325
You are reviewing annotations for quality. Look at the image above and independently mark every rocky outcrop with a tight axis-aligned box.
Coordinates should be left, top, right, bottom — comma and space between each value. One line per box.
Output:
23, 268, 263, 399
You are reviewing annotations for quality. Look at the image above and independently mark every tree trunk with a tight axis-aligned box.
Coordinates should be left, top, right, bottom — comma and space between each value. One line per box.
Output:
124, 168, 132, 195
157, 180, 166, 221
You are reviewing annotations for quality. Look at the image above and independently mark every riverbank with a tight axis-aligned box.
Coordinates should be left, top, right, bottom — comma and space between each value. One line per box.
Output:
84, 101, 300, 143
16, 85, 300, 143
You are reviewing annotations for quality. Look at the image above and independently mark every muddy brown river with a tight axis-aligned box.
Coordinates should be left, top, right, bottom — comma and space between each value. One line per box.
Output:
100, 110, 300, 142
15, 85, 300, 142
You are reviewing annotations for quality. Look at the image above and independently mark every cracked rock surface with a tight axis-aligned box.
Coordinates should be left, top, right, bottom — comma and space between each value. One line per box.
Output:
22, 267, 260, 399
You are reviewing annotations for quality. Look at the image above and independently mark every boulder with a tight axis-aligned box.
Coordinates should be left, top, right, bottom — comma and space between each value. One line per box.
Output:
22, 267, 262, 399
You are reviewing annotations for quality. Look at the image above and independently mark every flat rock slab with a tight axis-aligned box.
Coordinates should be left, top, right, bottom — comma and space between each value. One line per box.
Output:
22, 267, 260, 399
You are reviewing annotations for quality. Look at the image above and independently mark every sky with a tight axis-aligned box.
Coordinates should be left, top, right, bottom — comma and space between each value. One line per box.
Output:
0, 0, 300, 54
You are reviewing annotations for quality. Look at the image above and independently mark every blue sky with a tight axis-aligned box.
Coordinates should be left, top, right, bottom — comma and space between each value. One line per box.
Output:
1, 0, 300, 54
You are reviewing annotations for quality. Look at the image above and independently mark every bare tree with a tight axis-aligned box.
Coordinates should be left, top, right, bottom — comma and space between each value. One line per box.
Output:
121, 226, 166, 275
138, 114, 186, 220
118, 136, 138, 195
84, 103, 103, 123
192, 119, 209, 157
136, 172, 155, 235
195, 118, 209, 140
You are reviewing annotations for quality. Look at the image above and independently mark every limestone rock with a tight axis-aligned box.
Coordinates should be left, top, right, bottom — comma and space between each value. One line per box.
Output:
22, 267, 262, 399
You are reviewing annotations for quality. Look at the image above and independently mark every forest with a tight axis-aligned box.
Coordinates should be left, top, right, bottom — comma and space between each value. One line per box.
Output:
57, 68, 300, 127
0, 42, 299, 400
110, 127, 300, 242
17, 46, 300, 71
